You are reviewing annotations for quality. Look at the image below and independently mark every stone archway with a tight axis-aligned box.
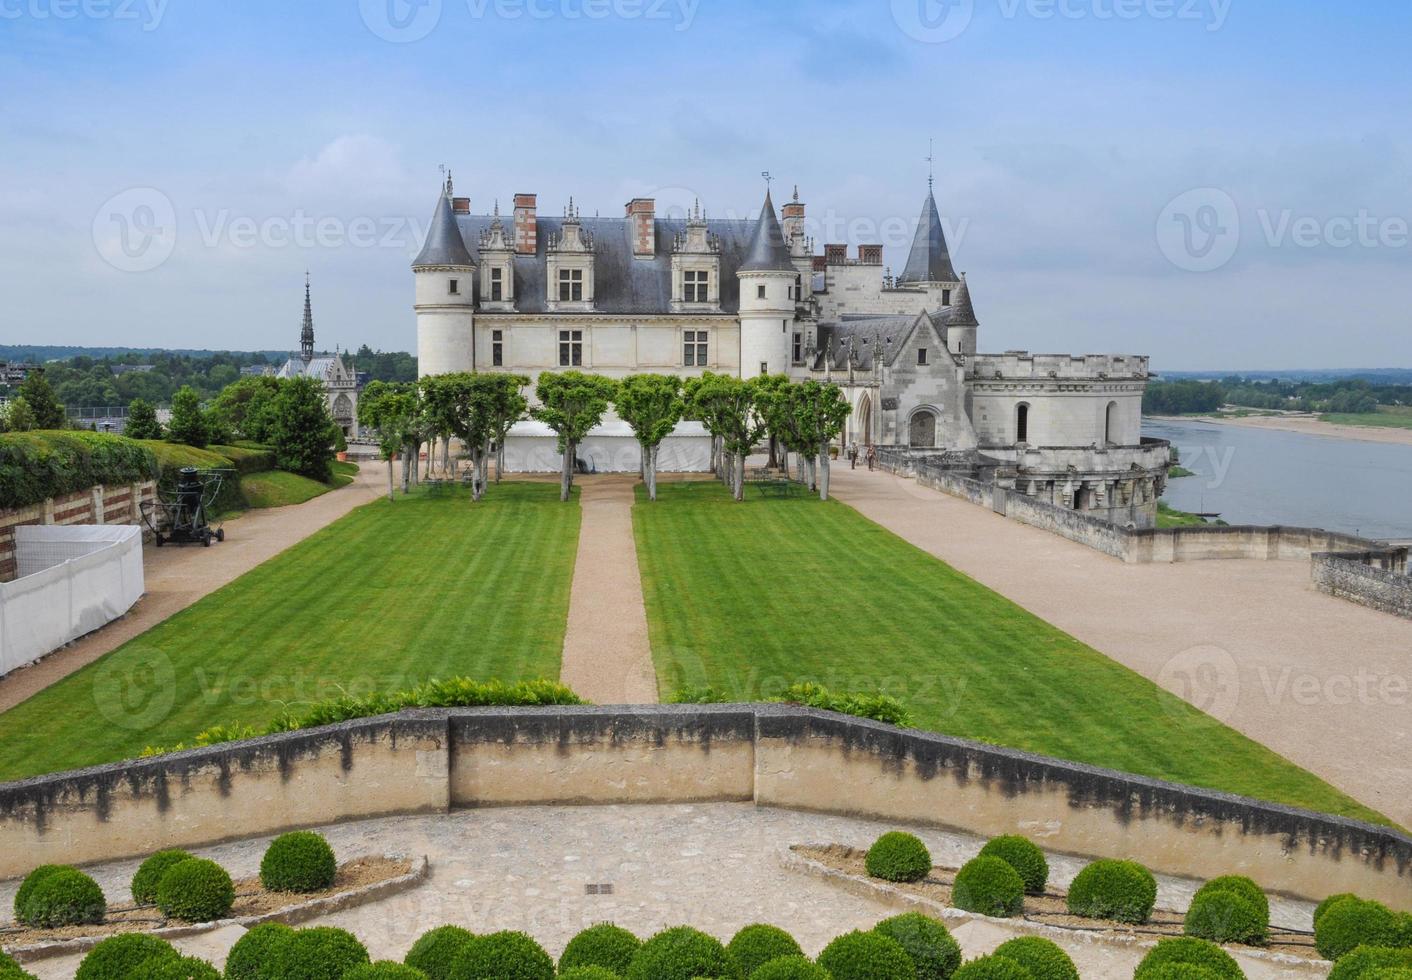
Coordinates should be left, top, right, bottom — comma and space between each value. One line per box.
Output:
909, 409, 937, 448
857, 392, 874, 446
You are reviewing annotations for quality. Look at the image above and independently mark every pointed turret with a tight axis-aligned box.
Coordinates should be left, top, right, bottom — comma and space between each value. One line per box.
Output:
413, 177, 476, 378
412, 189, 474, 269
300, 273, 315, 362
739, 190, 794, 273
898, 189, 958, 284
949, 273, 977, 326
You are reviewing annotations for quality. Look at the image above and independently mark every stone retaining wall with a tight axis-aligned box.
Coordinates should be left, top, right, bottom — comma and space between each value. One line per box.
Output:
1, 706, 1407, 907
1313, 552, 1412, 620
0, 481, 156, 582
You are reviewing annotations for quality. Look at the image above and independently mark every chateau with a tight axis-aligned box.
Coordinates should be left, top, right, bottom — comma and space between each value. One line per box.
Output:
276, 275, 362, 437
413, 176, 1170, 525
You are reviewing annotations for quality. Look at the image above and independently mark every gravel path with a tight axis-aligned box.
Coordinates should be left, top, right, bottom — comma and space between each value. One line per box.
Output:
559, 477, 658, 704
827, 465, 1412, 827
0, 465, 384, 713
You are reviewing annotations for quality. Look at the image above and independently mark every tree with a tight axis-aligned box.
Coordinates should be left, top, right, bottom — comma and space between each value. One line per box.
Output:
268, 376, 338, 482
17, 370, 65, 430
2, 396, 35, 433
487, 373, 529, 486
211, 376, 282, 443
167, 385, 209, 448
532, 371, 617, 502
418, 374, 463, 479
790, 380, 852, 500
750, 373, 793, 470
125, 398, 163, 440
616, 374, 684, 501
689, 373, 764, 501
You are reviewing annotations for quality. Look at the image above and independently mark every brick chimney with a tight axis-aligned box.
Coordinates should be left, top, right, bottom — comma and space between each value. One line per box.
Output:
451, 197, 470, 215
626, 198, 655, 257
781, 192, 805, 242
858, 244, 882, 265
513, 193, 538, 255
824, 243, 847, 265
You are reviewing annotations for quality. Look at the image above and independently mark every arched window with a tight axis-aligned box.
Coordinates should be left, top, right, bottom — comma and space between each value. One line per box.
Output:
1016, 403, 1030, 444
1105, 401, 1119, 445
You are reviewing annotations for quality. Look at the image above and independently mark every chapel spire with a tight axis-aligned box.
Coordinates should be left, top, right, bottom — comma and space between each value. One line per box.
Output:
898, 186, 959, 285
300, 272, 315, 363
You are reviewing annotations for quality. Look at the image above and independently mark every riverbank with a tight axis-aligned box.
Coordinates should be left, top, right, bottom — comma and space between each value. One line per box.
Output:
1149, 412, 1412, 447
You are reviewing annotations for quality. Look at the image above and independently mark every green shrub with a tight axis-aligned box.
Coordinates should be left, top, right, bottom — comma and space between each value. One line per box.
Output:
951, 955, 1034, 979
155, 858, 234, 922
952, 855, 1025, 918
450, 931, 553, 980
260, 832, 338, 893
556, 969, 622, 980
1364, 970, 1412, 980
992, 936, 1079, 980
404, 925, 476, 980
1394, 914, 1412, 948
20, 867, 107, 928
864, 831, 932, 883
131, 850, 196, 905
0, 950, 37, 980
1133, 937, 1244, 979
267, 927, 370, 980
12, 864, 67, 922
0, 431, 158, 510
816, 930, 915, 980
210, 445, 276, 475
75, 934, 179, 980
624, 926, 737, 980
1133, 967, 1224, 980
726, 925, 801, 977
1319, 894, 1361, 927
1193, 876, 1268, 921
224, 922, 296, 980
872, 911, 961, 980
344, 964, 430, 980
1330, 947, 1412, 980
979, 836, 1049, 894
668, 685, 732, 703
1184, 889, 1268, 946
136, 955, 221, 979
558, 923, 642, 975
1318, 899, 1401, 960
767, 682, 912, 727
747, 958, 831, 980
1065, 859, 1157, 924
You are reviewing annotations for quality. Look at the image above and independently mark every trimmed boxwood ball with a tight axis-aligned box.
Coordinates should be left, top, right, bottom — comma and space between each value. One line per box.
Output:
1065, 859, 1157, 924
1133, 937, 1244, 980
344, 964, 430, 980
21, 867, 107, 928
1318, 899, 1401, 961
75, 934, 179, 980
817, 929, 915, 980
747, 957, 832, 980
727, 924, 802, 976
979, 836, 1049, 895
1318, 895, 1361, 927
449, 930, 554, 980
259, 832, 338, 893
864, 831, 932, 883
1329, 947, 1412, 980
12, 865, 67, 922
872, 911, 961, 980
267, 926, 370, 980
131, 850, 196, 905
951, 954, 1034, 979
952, 855, 1025, 918
1394, 914, 1412, 948
624, 926, 737, 980
135, 955, 221, 979
1194, 876, 1268, 921
1184, 888, 1268, 946
992, 936, 1079, 980
556, 969, 622, 980
405, 925, 476, 980
156, 858, 234, 923
0, 950, 38, 980
558, 923, 642, 975
1133, 967, 1224, 980
225, 922, 296, 980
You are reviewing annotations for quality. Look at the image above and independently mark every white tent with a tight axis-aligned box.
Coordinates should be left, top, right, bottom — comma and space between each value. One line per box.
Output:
502, 420, 713, 474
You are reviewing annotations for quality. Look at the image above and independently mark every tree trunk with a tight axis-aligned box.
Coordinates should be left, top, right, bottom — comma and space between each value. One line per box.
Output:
561, 438, 574, 502
442, 437, 450, 477
648, 444, 659, 501
818, 441, 831, 501
496, 439, 505, 484
733, 453, 745, 501
805, 454, 816, 491
387, 458, 395, 501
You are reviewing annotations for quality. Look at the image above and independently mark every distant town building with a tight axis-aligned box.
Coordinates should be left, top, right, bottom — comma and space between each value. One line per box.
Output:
110, 364, 155, 376
0, 362, 37, 385
241, 364, 276, 378
275, 275, 361, 437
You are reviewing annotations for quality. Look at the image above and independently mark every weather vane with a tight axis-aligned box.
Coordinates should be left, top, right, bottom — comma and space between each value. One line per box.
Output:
762, 170, 773, 189
926, 138, 935, 191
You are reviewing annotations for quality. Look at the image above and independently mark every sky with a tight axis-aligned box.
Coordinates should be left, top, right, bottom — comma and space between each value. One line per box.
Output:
1, 0, 1409, 370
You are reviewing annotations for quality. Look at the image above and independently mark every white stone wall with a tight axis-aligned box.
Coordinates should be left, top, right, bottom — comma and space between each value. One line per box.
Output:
738, 272, 795, 377
969, 384, 1145, 448
415, 267, 475, 377
470, 317, 741, 381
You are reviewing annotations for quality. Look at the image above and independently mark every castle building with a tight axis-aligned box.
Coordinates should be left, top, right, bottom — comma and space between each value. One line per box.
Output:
412, 175, 1170, 526
276, 275, 361, 437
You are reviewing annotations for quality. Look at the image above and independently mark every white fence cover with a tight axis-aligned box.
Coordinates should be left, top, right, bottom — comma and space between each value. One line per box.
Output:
502, 420, 713, 474
0, 524, 144, 678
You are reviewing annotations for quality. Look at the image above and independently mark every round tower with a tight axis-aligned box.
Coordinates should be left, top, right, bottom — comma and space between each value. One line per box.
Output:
948, 273, 979, 358
736, 189, 796, 377
413, 179, 476, 378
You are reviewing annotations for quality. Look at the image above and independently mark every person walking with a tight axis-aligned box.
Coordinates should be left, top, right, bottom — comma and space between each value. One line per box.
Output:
848, 441, 859, 470
866, 444, 876, 471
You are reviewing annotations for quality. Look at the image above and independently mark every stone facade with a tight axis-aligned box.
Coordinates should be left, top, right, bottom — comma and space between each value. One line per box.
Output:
276, 276, 361, 437
412, 174, 1169, 523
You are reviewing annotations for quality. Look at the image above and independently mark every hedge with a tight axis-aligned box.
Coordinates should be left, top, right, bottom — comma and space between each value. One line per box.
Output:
260, 831, 338, 893
1133, 937, 1243, 980
155, 858, 234, 922
0, 431, 157, 510
209, 444, 275, 475
817, 930, 915, 980
1065, 859, 1157, 924
872, 912, 961, 980
767, 682, 912, 727
131, 850, 195, 905
952, 855, 1025, 918
979, 836, 1049, 894
405, 925, 476, 980
625, 926, 738, 980
559, 923, 642, 975
140, 440, 246, 514
727, 924, 802, 977
864, 831, 932, 883
992, 936, 1079, 980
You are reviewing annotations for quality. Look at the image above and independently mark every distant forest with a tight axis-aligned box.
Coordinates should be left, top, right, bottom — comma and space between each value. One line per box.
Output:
1144, 377, 1412, 415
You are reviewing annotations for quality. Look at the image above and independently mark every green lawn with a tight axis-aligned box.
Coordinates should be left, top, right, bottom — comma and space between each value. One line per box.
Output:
633, 482, 1384, 824
0, 483, 580, 781
1322, 408, 1412, 430
240, 461, 358, 509
1157, 501, 1223, 528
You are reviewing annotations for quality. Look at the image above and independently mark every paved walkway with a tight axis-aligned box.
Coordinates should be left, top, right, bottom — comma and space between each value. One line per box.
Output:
828, 466, 1412, 827
0, 465, 385, 713
559, 478, 658, 704
2, 804, 1317, 979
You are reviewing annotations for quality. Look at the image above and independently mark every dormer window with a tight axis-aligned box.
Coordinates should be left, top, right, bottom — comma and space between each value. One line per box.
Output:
490, 268, 503, 302
917, 348, 929, 366
559, 269, 584, 302
448, 278, 460, 295
684, 270, 709, 303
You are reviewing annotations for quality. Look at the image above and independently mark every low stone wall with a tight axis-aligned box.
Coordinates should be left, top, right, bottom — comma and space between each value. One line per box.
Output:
0, 481, 156, 582
1, 706, 1408, 907
1313, 552, 1412, 620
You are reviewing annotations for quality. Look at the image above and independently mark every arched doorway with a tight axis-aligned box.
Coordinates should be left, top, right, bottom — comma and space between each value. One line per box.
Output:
857, 393, 873, 446
1105, 401, 1119, 445
1016, 403, 1030, 444
909, 409, 937, 448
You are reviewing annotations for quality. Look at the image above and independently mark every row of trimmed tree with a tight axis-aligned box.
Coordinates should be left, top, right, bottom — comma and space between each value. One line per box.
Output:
356, 370, 852, 504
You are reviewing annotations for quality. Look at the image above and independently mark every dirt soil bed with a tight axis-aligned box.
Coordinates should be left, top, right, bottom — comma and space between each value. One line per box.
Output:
797, 845, 1321, 962
0, 856, 409, 948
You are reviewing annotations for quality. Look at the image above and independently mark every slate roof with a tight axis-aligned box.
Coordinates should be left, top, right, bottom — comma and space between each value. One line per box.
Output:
738, 190, 795, 273
413, 193, 475, 268
813, 314, 924, 371
949, 274, 978, 326
898, 191, 959, 284
277, 355, 340, 380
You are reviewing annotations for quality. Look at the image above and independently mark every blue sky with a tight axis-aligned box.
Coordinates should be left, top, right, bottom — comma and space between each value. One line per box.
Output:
1, 0, 1409, 369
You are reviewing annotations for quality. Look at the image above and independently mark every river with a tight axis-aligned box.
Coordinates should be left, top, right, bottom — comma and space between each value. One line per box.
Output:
1142, 418, 1412, 541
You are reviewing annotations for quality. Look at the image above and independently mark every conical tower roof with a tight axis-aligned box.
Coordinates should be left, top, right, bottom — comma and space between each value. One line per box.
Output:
949, 274, 978, 326
898, 190, 958, 284
300, 273, 315, 361
738, 190, 795, 273
412, 190, 474, 268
